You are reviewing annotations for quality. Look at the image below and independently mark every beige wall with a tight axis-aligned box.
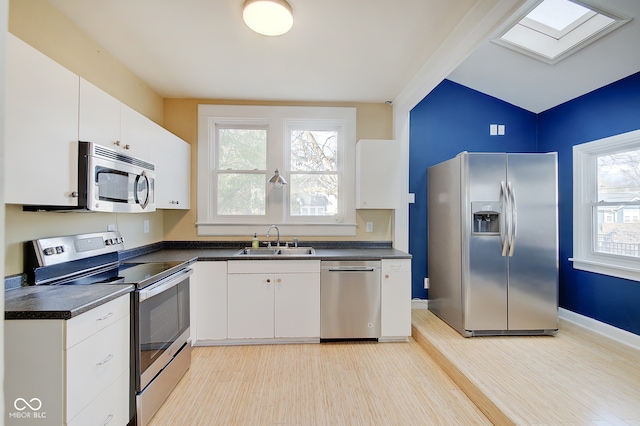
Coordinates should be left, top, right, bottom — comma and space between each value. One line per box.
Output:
162, 99, 395, 244
4, 0, 165, 276
4, 0, 396, 276
8, 0, 163, 123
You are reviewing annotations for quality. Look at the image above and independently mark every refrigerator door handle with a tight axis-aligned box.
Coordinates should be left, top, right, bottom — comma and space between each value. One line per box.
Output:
508, 181, 518, 257
500, 181, 510, 257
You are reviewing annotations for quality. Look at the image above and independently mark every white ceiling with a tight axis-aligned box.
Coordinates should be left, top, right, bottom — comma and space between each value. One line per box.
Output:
448, 0, 640, 113
48, 0, 640, 112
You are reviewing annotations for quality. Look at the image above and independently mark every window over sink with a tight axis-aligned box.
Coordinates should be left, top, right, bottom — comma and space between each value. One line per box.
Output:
197, 105, 357, 236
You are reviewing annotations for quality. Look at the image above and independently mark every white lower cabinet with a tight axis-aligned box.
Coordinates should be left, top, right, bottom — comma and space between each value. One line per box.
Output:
4, 295, 130, 426
192, 262, 228, 343
227, 260, 320, 340
381, 259, 412, 339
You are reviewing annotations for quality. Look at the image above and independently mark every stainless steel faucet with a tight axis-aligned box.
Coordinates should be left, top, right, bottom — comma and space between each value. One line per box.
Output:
266, 225, 280, 247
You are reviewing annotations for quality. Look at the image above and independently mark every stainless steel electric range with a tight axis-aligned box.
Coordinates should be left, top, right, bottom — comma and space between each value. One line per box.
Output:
25, 231, 192, 426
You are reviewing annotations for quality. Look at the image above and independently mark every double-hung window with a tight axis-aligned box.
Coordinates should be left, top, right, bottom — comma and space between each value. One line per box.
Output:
197, 105, 356, 236
573, 128, 640, 281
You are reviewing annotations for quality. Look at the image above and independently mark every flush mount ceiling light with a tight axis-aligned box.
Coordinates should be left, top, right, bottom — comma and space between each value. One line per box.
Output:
268, 168, 287, 188
243, 0, 293, 36
493, 0, 629, 64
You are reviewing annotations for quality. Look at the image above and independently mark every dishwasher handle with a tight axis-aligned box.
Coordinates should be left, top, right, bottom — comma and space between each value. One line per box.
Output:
327, 267, 376, 272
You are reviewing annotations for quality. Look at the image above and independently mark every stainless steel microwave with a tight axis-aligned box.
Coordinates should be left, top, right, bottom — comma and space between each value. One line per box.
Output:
25, 141, 156, 213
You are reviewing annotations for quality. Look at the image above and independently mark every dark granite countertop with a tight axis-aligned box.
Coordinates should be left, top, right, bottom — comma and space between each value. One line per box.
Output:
5, 284, 134, 320
5, 241, 409, 320
127, 247, 411, 263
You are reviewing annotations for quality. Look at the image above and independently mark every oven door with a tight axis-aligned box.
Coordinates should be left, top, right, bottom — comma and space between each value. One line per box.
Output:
135, 268, 192, 392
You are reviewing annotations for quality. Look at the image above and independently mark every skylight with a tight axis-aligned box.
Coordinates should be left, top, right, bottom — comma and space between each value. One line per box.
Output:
493, 0, 629, 64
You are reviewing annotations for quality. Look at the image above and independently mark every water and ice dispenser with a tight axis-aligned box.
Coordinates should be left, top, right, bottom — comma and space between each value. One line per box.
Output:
472, 201, 500, 234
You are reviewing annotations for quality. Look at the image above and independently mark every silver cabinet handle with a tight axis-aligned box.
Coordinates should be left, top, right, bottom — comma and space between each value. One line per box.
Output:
102, 414, 114, 425
97, 354, 113, 365
97, 312, 113, 321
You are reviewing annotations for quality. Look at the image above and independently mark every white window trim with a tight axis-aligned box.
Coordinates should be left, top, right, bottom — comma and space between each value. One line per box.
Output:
572, 128, 640, 281
197, 104, 357, 237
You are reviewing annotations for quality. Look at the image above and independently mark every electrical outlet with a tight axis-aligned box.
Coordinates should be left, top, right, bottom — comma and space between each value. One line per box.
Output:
144, 220, 149, 233
424, 278, 429, 289
366, 222, 373, 232
107, 224, 116, 231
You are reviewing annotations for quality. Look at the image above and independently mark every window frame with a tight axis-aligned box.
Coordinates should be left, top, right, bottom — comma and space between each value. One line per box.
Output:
572, 128, 640, 281
284, 120, 344, 224
197, 104, 357, 237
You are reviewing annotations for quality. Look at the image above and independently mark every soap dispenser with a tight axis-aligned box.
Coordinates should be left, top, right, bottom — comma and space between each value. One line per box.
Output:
252, 233, 259, 249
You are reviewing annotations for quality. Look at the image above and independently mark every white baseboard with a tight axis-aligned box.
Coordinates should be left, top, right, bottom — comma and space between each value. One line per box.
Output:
411, 299, 428, 310
559, 308, 640, 351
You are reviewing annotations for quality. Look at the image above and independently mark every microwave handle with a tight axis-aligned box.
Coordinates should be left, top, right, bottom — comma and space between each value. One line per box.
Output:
135, 171, 150, 209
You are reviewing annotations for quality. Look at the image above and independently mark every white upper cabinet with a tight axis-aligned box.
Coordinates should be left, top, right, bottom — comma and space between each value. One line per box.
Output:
79, 78, 120, 148
79, 78, 150, 159
150, 124, 191, 209
120, 103, 150, 159
5, 34, 80, 206
356, 139, 402, 209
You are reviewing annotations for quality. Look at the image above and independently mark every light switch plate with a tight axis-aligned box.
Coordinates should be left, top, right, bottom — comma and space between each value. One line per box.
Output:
365, 222, 373, 232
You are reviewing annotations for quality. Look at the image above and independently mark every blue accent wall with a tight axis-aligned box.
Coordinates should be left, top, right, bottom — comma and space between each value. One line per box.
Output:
538, 72, 640, 335
409, 79, 538, 299
409, 72, 640, 336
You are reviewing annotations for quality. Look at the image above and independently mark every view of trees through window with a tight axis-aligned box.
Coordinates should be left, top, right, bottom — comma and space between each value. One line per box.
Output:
595, 148, 640, 257
217, 128, 266, 215
289, 130, 338, 216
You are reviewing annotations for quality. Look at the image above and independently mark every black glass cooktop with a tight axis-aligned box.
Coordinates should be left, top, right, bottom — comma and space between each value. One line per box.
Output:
56, 261, 185, 288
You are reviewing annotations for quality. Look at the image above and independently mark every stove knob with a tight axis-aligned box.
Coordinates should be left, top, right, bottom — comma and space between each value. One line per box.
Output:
44, 247, 55, 256
56, 246, 64, 254
105, 239, 112, 246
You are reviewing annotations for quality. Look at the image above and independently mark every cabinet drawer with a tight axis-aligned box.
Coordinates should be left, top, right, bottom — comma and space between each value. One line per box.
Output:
382, 259, 411, 274
228, 260, 320, 274
67, 294, 130, 349
66, 315, 130, 420
67, 370, 130, 426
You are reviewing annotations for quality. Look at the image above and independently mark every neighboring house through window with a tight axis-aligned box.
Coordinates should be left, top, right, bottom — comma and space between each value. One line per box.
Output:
197, 105, 357, 237
573, 128, 640, 280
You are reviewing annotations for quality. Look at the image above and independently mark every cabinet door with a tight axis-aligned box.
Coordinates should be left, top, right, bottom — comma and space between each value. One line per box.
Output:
228, 273, 274, 338
5, 34, 80, 206
120, 103, 150, 159
356, 139, 401, 208
79, 78, 121, 149
194, 262, 228, 342
381, 259, 412, 337
275, 272, 320, 338
150, 124, 191, 209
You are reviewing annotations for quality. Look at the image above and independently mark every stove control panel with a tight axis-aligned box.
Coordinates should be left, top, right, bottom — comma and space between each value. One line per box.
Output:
27, 231, 125, 267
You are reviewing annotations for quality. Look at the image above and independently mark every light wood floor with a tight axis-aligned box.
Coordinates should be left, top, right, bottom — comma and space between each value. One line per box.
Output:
412, 309, 640, 425
149, 337, 490, 425
149, 311, 640, 426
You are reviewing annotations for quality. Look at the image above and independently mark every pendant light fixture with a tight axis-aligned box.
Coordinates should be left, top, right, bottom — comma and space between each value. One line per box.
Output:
243, 0, 293, 36
268, 168, 287, 188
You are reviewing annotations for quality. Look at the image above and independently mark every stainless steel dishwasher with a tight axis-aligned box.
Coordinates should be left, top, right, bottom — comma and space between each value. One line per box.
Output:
321, 260, 381, 340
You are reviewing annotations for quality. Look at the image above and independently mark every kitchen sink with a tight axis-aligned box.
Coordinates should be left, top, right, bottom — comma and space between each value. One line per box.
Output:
234, 247, 315, 256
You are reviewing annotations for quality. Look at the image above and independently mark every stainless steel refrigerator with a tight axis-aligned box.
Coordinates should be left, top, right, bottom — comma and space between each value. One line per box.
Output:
427, 152, 558, 337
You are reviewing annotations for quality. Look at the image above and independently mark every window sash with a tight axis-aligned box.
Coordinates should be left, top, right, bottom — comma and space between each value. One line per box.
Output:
572, 128, 640, 281
197, 105, 357, 236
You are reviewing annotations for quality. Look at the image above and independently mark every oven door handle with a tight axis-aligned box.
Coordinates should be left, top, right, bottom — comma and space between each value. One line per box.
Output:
138, 268, 193, 302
